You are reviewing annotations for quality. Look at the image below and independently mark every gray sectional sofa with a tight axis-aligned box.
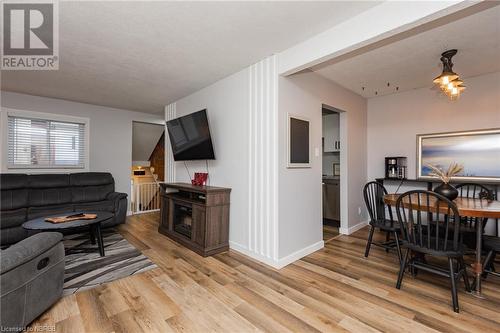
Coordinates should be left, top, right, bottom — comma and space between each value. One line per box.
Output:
0, 172, 127, 330
0, 172, 128, 246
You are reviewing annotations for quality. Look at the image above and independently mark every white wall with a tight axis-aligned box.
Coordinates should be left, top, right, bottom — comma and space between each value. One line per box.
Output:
323, 153, 340, 176
1, 91, 164, 201
166, 68, 252, 250
132, 122, 164, 161
367, 71, 500, 181
278, 70, 367, 259
168, 57, 281, 267
166, 60, 367, 267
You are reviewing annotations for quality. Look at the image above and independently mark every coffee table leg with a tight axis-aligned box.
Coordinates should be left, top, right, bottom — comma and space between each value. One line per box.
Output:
95, 222, 105, 257
89, 226, 96, 245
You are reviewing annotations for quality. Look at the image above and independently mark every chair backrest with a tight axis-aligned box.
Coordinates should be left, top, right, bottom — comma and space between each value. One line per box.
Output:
395, 190, 462, 253
455, 183, 492, 231
363, 181, 393, 224
456, 183, 493, 200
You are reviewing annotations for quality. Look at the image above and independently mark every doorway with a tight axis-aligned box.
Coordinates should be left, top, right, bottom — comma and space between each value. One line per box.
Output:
322, 105, 343, 242
131, 121, 165, 214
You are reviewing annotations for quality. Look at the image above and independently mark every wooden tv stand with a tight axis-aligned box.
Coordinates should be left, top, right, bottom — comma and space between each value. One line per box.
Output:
158, 183, 231, 257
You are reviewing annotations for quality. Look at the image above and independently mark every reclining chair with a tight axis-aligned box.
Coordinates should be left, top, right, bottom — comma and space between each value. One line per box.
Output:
1, 232, 65, 330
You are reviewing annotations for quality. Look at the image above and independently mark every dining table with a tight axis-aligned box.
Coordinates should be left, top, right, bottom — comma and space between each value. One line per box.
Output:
384, 193, 500, 298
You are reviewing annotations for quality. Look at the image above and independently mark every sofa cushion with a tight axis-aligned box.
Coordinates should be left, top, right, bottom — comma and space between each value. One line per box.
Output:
28, 174, 70, 188
73, 200, 115, 212
29, 187, 73, 207
1, 189, 29, 210
0, 226, 33, 246
70, 172, 114, 187
0, 208, 27, 229
0, 174, 28, 190
27, 204, 74, 220
72, 184, 114, 203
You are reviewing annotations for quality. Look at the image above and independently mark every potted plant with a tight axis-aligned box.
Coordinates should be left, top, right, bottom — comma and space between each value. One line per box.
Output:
425, 162, 463, 200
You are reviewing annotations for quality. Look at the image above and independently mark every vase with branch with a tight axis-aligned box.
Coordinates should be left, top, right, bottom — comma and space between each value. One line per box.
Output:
426, 162, 463, 200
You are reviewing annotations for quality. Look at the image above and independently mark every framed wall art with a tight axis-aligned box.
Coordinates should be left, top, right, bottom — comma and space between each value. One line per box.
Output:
287, 114, 311, 168
417, 128, 500, 182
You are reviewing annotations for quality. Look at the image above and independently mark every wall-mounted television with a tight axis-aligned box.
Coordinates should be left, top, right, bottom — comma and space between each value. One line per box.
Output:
166, 109, 215, 161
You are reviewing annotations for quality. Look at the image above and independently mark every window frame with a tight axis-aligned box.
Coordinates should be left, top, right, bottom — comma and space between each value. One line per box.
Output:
1, 108, 90, 173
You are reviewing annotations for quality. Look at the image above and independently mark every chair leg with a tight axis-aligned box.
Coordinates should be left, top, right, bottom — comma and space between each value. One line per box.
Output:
449, 258, 459, 313
393, 231, 402, 265
396, 248, 410, 289
385, 232, 391, 252
364, 226, 375, 258
482, 251, 495, 278
459, 257, 471, 292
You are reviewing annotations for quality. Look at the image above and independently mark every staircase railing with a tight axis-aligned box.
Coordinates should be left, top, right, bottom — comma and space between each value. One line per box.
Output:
130, 182, 161, 214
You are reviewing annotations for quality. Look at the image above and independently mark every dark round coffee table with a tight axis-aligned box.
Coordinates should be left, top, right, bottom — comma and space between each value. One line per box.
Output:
23, 211, 113, 257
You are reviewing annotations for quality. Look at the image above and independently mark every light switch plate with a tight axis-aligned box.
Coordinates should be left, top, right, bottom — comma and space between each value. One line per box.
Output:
314, 147, 320, 157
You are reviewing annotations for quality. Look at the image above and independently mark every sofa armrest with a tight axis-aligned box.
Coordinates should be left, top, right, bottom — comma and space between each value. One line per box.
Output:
106, 191, 127, 203
106, 191, 128, 215
1, 232, 63, 274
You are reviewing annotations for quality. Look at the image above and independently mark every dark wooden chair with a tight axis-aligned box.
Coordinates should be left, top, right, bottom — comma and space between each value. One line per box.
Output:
395, 190, 471, 313
363, 181, 402, 263
456, 183, 493, 228
482, 235, 500, 279
454, 183, 493, 250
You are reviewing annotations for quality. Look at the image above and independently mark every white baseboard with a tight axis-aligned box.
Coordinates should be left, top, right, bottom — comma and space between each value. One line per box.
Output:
275, 240, 324, 269
339, 220, 368, 235
229, 240, 324, 270
229, 241, 281, 268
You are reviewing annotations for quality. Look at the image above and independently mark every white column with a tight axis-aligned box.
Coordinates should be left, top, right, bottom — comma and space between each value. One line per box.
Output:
164, 103, 176, 183
248, 55, 279, 262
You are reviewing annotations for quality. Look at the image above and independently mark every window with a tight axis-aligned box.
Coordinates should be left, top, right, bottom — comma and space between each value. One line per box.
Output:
7, 114, 87, 169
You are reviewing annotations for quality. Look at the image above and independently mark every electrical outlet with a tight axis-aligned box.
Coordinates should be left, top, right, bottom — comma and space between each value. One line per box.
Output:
358, 207, 362, 216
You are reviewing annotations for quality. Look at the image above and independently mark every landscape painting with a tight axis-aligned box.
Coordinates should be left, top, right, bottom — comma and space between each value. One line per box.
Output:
417, 129, 500, 182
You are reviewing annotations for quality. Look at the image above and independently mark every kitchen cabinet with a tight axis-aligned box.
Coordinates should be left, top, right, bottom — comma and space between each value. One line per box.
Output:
323, 179, 340, 221
322, 113, 340, 153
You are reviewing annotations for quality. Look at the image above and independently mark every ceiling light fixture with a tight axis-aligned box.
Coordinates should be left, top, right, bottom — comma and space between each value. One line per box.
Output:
433, 49, 465, 100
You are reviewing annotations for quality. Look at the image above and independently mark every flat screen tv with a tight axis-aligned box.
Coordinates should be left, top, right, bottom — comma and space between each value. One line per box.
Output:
166, 109, 215, 161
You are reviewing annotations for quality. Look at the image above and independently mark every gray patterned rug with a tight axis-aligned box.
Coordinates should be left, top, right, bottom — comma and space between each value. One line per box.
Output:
62, 229, 157, 295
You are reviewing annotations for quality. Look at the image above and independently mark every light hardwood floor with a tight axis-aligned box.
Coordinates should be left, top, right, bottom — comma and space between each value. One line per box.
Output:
323, 225, 339, 242
31, 213, 500, 332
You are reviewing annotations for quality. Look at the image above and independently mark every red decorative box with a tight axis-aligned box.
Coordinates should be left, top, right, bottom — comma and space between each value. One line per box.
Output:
192, 173, 208, 186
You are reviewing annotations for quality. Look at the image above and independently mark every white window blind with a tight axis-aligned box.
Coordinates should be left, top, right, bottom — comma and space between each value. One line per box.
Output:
7, 115, 86, 169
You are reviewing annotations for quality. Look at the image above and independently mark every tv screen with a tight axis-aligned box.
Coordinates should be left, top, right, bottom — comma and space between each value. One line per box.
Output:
166, 109, 215, 161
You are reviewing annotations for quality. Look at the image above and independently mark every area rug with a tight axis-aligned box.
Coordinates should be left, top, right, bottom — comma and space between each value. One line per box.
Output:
62, 229, 157, 295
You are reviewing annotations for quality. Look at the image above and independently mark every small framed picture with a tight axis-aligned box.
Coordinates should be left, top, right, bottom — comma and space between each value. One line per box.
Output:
287, 114, 311, 168
333, 163, 340, 176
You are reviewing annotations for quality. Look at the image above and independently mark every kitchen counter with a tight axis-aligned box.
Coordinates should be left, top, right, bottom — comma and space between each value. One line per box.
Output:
323, 176, 339, 183
323, 176, 340, 221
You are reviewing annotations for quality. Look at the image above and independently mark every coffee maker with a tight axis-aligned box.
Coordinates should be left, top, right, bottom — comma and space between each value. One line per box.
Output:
385, 157, 407, 179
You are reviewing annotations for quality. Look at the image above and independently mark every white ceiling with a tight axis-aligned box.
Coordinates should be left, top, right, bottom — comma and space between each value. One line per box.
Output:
132, 122, 164, 161
312, 5, 500, 98
1, 1, 381, 113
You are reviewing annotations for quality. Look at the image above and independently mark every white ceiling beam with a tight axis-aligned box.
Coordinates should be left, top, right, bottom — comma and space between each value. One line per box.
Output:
278, 1, 490, 76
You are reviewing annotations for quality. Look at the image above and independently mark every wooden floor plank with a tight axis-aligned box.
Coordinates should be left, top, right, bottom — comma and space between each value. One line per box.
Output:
27, 212, 500, 333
